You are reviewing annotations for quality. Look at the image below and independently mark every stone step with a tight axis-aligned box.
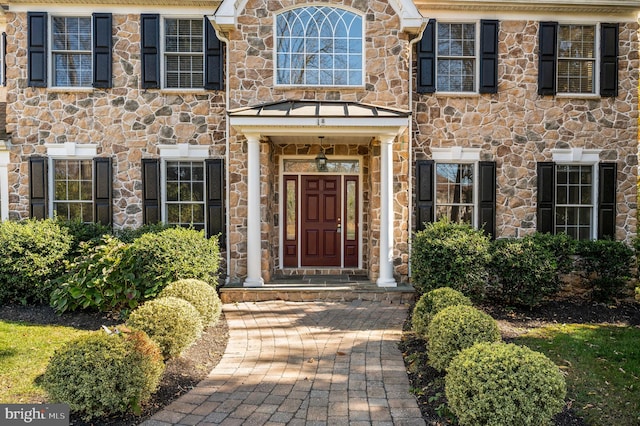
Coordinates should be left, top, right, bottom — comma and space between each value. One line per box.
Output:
219, 278, 416, 304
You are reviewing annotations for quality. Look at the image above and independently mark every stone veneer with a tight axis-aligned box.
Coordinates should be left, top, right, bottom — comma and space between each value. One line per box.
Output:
224, 0, 412, 283
2, 3, 638, 286
5, 12, 227, 228
413, 20, 638, 243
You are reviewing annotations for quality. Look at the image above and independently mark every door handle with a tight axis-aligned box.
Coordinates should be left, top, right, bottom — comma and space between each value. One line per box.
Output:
336, 223, 341, 233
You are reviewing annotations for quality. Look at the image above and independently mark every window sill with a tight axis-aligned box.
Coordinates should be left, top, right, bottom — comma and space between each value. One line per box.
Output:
434, 92, 480, 98
555, 93, 601, 100
159, 88, 207, 95
46, 87, 94, 93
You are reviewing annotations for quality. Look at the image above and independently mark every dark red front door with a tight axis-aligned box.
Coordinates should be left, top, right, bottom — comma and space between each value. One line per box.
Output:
301, 175, 341, 266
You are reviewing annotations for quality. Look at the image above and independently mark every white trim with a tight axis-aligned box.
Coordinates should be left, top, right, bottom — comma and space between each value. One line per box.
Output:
47, 14, 93, 90
45, 142, 98, 158
160, 16, 206, 90
556, 23, 600, 96
278, 155, 363, 270
0, 149, 10, 220
158, 143, 209, 159
433, 20, 481, 95
551, 148, 601, 163
432, 146, 481, 161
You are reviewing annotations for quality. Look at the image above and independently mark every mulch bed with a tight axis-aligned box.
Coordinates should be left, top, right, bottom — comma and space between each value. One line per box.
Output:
399, 300, 640, 426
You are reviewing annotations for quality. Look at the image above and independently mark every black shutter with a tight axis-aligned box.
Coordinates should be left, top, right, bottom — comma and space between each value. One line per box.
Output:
92, 13, 112, 88
415, 160, 434, 231
537, 162, 555, 233
29, 156, 47, 219
204, 17, 223, 90
206, 159, 225, 242
598, 162, 617, 239
93, 157, 112, 226
478, 161, 496, 239
27, 12, 47, 87
416, 19, 436, 94
600, 23, 619, 98
140, 14, 160, 89
479, 20, 499, 94
1, 32, 6, 86
142, 159, 160, 224
538, 22, 558, 96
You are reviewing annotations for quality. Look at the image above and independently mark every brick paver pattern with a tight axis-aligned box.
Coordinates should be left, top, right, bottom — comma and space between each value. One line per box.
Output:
142, 300, 425, 425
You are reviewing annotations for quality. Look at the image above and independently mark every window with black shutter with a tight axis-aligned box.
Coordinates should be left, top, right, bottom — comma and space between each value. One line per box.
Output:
416, 19, 436, 94
142, 158, 160, 224
141, 14, 161, 89
479, 20, 499, 94
27, 12, 112, 88
415, 160, 434, 230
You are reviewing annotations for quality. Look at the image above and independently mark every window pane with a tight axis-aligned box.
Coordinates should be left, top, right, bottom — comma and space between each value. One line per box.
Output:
346, 180, 357, 240
165, 161, 206, 228
164, 19, 204, 88
276, 6, 363, 86
52, 159, 93, 222
51, 17, 92, 87
435, 163, 474, 225
557, 25, 595, 94
555, 165, 593, 240
286, 179, 297, 241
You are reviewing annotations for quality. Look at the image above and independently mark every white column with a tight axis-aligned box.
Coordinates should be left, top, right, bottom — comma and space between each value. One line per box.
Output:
377, 135, 397, 287
244, 134, 264, 287
0, 148, 9, 221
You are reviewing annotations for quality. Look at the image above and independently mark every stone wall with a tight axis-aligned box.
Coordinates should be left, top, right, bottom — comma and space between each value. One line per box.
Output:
413, 20, 639, 242
5, 13, 227, 227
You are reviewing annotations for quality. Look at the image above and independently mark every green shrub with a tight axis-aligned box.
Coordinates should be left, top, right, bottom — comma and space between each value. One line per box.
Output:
411, 219, 491, 298
57, 219, 111, 257
42, 328, 164, 420
576, 239, 634, 301
127, 228, 221, 299
412, 287, 472, 339
426, 305, 501, 371
0, 219, 73, 305
445, 342, 567, 426
487, 235, 563, 308
50, 235, 138, 315
529, 232, 576, 274
159, 279, 222, 326
126, 297, 203, 358
115, 223, 175, 243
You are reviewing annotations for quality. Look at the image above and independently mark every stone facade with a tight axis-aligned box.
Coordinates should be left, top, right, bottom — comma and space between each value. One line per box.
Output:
0, 0, 638, 286
413, 19, 639, 242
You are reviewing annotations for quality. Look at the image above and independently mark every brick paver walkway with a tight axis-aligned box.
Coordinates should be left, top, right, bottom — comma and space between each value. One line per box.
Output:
142, 300, 425, 425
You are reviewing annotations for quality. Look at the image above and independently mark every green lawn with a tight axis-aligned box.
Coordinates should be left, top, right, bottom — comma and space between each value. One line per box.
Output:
516, 323, 640, 426
0, 320, 91, 403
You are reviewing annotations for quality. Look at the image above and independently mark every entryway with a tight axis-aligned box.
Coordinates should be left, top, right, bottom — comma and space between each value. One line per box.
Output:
283, 171, 359, 269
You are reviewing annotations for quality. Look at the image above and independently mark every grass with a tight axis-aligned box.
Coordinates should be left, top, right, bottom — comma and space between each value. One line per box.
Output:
516, 323, 640, 426
0, 320, 91, 403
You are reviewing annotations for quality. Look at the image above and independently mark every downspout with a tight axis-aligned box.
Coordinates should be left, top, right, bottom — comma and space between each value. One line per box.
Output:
209, 16, 232, 285
407, 18, 428, 281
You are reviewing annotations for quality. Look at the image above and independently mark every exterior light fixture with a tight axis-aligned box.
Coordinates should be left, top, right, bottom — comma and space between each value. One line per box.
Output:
315, 136, 327, 172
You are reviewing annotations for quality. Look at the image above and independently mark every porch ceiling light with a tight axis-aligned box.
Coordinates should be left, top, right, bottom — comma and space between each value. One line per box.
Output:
316, 136, 327, 172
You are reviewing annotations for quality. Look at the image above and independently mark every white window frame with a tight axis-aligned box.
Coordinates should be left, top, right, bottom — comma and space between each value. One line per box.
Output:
161, 16, 205, 90
274, 5, 365, 88
49, 15, 93, 88
45, 142, 98, 221
158, 144, 209, 229
556, 23, 600, 95
551, 148, 601, 240
432, 147, 481, 227
435, 21, 479, 94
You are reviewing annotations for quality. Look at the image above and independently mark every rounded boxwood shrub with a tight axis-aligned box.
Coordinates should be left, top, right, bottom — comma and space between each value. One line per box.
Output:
159, 279, 222, 326
126, 296, 203, 358
412, 287, 472, 339
42, 328, 164, 420
426, 305, 501, 371
0, 219, 73, 305
127, 228, 221, 299
411, 219, 491, 298
445, 342, 567, 426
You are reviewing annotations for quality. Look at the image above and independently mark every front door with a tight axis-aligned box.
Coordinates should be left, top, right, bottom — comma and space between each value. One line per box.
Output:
301, 175, 341, 266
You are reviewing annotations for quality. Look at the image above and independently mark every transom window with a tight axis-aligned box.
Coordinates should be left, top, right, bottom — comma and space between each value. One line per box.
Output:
165, 161, 205, 230
557, 24, 596, 94
555, 165, 593, 240
164, 18, 204, 89
275, 6, 363, 86
52, 16, 92, 87
435, 163, 475, 224
437, 23, 476, 92
53, 159, 93, 221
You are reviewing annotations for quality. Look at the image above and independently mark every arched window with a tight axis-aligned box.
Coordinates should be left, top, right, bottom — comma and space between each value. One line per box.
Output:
276, 6, 363, 86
